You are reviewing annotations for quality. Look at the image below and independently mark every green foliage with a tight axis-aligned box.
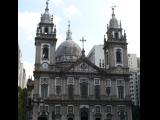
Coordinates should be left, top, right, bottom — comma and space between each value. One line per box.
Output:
18, 87, 27, 120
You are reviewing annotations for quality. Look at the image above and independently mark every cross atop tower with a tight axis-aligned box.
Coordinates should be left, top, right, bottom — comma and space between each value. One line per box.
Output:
111, 5, 116, 16
68, 20, 70, 31
80, 37, 86, 50
45, 0, 49, 14
46, 0, 49, 8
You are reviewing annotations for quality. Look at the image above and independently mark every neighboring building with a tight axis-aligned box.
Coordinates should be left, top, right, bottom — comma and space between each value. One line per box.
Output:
129, 69, 140, 106
128, 54, 140, 106
128, 54, 137, 71
18, 44, 26, 88
26, 2, 132, 120
137, 57, 140, 68
87, 45, 104, 68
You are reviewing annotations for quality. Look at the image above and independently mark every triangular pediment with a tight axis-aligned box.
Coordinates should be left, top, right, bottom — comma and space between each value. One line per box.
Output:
63, 57, 106, 73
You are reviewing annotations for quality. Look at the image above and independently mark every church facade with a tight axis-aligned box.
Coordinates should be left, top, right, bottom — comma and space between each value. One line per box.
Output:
27, 1, 132, 120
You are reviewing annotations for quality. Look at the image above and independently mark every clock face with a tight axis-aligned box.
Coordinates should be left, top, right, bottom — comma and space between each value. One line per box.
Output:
42, 62, 48, 69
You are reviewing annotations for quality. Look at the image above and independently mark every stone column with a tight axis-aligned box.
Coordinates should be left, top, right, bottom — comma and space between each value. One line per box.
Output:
74, 105, 80, 120
89, 105, 94, 120
48, 105, 53, 120
32, 103, 39, 120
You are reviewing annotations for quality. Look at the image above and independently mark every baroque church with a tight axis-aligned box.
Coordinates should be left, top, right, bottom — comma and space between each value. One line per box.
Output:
26, 1, 132, 120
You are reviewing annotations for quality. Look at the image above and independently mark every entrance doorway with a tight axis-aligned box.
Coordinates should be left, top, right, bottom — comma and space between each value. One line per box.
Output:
68, 118, 73, 120
95, 118, 100, 120
38, 116, 47, 120
81, 111, 88, 120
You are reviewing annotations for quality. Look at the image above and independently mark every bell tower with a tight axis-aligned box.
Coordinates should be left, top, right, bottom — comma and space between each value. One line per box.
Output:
34, 0, 57, 70
103, 7, 128, 69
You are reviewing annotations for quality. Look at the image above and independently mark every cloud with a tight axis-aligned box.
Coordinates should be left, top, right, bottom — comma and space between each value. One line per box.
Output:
18, 11, 62, 39
64, 5, 81, 18
51, 0, 64, 7
18, 11, 40, 42
53, 16, 62, 29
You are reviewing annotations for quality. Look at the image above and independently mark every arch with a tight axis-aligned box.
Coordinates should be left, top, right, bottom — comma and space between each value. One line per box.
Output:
38, 115, 47, 120
68, 118, 73, 120
115, 32, 118, 39
80, 107, 89, 120
44, 27, 48, 34
81, 111, 88, 120
116, 49, 122, 63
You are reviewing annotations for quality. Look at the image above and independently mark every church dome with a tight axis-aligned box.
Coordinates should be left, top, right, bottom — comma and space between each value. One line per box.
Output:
56, 40, 81, 62
109, 16, 119, 28
55, 22, 81, 63
109, 7, 119, 28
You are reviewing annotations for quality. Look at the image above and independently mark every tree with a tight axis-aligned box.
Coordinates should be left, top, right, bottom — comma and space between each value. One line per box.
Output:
18, 87, 27, 120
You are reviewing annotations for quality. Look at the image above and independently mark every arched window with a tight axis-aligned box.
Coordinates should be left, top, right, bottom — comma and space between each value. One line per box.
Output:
42, 45, 49, 60
115, 32, 118, 39
106, 51, 109, 65
44, 27, 48, 34
116, 49, 122, 63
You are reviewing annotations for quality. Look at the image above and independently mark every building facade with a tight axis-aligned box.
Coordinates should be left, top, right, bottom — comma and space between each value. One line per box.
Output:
128, 54, 140, 106
137, 57, 140, 68
27, 2, 132, 120
129, 69, 140, 106
127, 54, 137, 71
87, 45, 104, 68
18, 44, 26, 88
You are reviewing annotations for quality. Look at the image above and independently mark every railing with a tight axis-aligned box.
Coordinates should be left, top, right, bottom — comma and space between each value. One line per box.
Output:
36, 33, 56, 38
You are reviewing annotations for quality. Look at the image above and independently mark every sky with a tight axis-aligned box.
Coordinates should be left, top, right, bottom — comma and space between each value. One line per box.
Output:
18, 0, 140, 84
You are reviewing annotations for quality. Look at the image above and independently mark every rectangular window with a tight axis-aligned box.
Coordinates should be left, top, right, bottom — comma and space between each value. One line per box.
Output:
106, 79, 111, 96
55, 105, 61, 114
39, 105, 49, 112
117, 80, 125, 99
55, 77, 62, 86
55, 77, 62, 95
80, 83, 88, 98
67, 77, 74, 85
118, 86, 124, 99
95, 85, 100, 98
68, 105, 74, 113
106, 105, 112, 113
106, 79, 111, 87
68, 85, 74, 99
40, 105, 43, 112
117, 79, 125, 86
94, 78, 100, 85
95, 106, 101, 113
41, 84, 48, 98
40, 77, 48, 98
